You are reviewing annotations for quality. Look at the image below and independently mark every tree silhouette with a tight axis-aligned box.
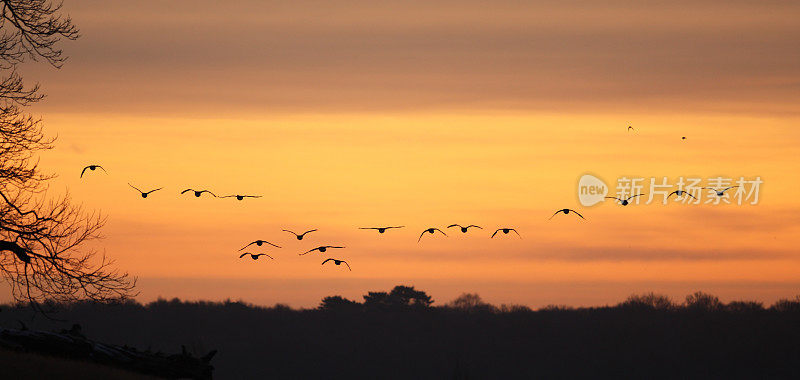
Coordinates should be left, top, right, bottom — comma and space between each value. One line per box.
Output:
362, 286, 434, 310
0, 0, 135, 306
447, 293, 497, 312
319, 295, 360, 311
685, 291, 723, 311
619, 292, 674, 311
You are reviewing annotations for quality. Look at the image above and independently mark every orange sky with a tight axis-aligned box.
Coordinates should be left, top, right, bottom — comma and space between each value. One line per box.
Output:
3, 0, 800, 307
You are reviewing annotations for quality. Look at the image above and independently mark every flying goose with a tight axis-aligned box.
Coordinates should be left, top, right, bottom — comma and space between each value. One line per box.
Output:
491, 228, 522, 238
80, 165, 106, 178
322, 258, 351, 271
418, 228, 447, 242
239, 240, 282, 251
221, 194, 261, 201
128, 183, 163, 198
300, 246, 345, 256
447, 224, 482, 233
181, 189, 217, 198
702, 186, 738, 197
605, 194, 644, 206
549, 209, 585, 220
359, 226, 405, 233
667, 190, 697, 200
283, 229, 317, 240
239, 253, 274, 260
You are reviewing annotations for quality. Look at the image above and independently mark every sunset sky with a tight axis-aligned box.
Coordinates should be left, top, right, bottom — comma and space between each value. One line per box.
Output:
4, 0, 799, 308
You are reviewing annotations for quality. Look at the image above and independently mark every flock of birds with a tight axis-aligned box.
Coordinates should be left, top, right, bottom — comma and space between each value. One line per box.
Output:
78, 129, 738, 273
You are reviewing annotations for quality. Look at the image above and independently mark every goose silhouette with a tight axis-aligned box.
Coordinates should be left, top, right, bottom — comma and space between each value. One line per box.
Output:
181, 189, 216, 198
491, 228, 522, 238
128, 183, 163, 198
605, 194, 644, 206
300, 245, 345, 256
80, 165, 106, 178
322, 258, 351, 271
418, 228, 447, 242
549, 209, 585, 220
283, 229, 316, 240
447, 224, 482, 233
702, 186, 738, 197
239, 253, 274, 260
359, 226, 404, 233
668, 190, 697, 200
221, 194, 261, 201
239, 240, 282, 251
627, 125, 635, 132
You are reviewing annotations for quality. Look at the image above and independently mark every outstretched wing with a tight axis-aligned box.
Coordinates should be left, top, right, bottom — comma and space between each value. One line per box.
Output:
549, 210, 563, 219
244, 195, 262, 198
342, 261, 352, 271
418, 231, 426, 242
626, 194, 644, 200
447, 224, 461, 228
128, 183, 143, 193
263, 241, 282, 248
300, 247, 320, 256
329, 246, 345, 249
388, 226, 405, 229
201, 190, 217, 197
282, 229, 298, 236
568, 209, 585, 219
321, 258, 334, 265
359, 227, 379, 230
261, 254, 274, 260
510, 229, 522, 238
722, 186, 738, 192
80, 166, 89, 178
238, 253, 250, 258
239, 242, 255, 251
491, 229, 500, 238
300, 229, 318, 236
604, 197, 621, 202
97, 166, 107, 173
145, 187, 164, 194
467, 225, 483, 229
181, 188, 193, 194
434, 228, 448, 236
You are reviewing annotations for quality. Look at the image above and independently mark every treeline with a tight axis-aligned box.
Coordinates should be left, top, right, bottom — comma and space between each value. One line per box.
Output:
2, 287, 800, 379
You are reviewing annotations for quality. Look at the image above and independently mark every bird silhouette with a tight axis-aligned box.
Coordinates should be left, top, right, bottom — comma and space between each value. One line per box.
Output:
359, 226, 405, 233
418, 228, 447, 242
605, 194, 644, 206
181, 189, 216, 198
448, 224, 482, 233
491, 228, 521, 238
667, 190, 697, 200
627, 125, 635, 132
239, 253, 274, 260
681, 136, 687, 140
0, 241, 30, 263
239, 240, 282, 251
283, 229, 317, 240
322, 258, 351, 271
549, 209, 585, 220
300, 246, 345, 256
128, 183, 163, 198
221, 194, 261, 201
80, 165, 106, 178
702, 186, 738, 197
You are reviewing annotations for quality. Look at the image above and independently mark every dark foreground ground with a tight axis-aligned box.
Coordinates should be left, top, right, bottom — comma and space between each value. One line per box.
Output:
1, 289, 800, 379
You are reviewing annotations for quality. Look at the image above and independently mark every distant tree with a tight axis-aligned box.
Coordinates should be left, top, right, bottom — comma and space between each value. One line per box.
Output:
770, 296, 800, 312
362, 286, 434, 310
685, 291, 723, 311
447, 293, 497, 312
499, 304, 532, 313
0, 1, 135, 307
319, 295, 361, 311
388, 285, 433, 308
725, 300, 764, 313
619, 292, 674, 311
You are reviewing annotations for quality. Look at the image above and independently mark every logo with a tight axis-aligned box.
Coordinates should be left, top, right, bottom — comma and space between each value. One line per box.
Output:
578, 174, 608, 206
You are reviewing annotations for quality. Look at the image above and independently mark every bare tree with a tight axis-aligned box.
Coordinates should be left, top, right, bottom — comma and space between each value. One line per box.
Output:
0, 0, 135, 306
